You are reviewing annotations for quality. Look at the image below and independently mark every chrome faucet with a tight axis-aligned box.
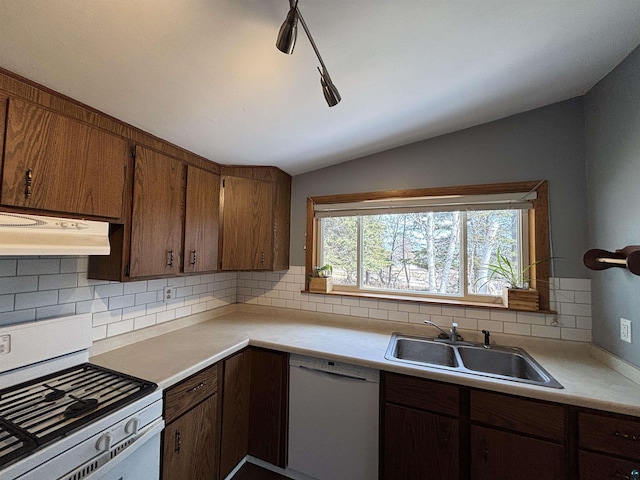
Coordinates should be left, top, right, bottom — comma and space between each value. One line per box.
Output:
424, 320, 463, 342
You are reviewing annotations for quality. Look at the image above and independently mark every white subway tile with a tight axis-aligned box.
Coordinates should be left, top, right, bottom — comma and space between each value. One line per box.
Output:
258, 297, 273, 307
368, 309, 388, 320
286, 300, 301, 310
574, 291, 592, 304
341, 298, 360, 307
561, 328, 592, 342
192, 284, 207, 295
398, 303, 419, 313
135, 291, 157, 306
531, 325, 561, 339
388, 311, 410, 323
559, 278, 591, 291
15, 290, 58, 310
316, 303, 333, 314
453, 317, 478, 330
409, 312, 427, 324
556, 315, 576, 328
93, 309, 122, 327
147, 279, 168, 291
332, 305, 350, 315
184, 294, 200, 306
516, 312, 546, 325
107, 319, 134, 337
134, 314, 157, 330
0, 276, 38, 294
0, 309, 35, 326
185, 275, 201, 286
76, 298, 108, 314
350, 307, 369, 317
271, 298, 287, 308
92, 325, 107, 341
466, 308, 491, 320
95, 283, 124, 299
145, 301, 166, 315
157, 310, 176, 323
359, 299, 379, 309
442, 306, 466, 318
58, 286, 93, 303
504, 323, 531, 336
559, 303, 592, 317
177, 286, 193, 298
192, 303, 208, 314
324, 296, 342, 305
490, 310, 517, 322
17, 258, 60, 276
109, 294, 136, 310
478, 319, 504, 333
576, 316, 592, 330
39, 273, 78, 291
300, 302, 316, 311
419, 305, 442, 315
0, 259, 17, 277
123, 281, 147, 295
252, 272, 267, 281
175, 306, 192, 318
36, 303, 76, 320
0, 295, 14, 313
122, 304, 146, 320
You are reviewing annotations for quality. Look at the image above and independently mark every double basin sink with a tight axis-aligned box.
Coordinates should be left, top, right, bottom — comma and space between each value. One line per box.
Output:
385, 333, 563, 389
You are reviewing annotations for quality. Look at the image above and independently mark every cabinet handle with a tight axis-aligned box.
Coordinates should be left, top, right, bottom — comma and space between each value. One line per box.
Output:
188, 382, 205, 393
174, 429, 181, 453
167, 250, 174, 266
617, 469, 640, 480
615, 431, 640, 441
482, 438, 489, 462
25, 169, 33, 199
261, 251, 265, 266
190, 250, 197, 266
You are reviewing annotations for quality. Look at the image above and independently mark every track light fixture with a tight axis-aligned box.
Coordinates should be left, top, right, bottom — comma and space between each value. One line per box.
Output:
276, 0, 341, 107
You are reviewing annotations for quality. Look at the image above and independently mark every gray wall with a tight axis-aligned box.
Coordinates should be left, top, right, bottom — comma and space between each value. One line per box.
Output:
290, 98, 588, 279
585, 46, 640, 366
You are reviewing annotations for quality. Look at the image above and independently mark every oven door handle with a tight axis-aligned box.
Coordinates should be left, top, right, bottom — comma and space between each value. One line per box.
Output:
81, 418, 164, 480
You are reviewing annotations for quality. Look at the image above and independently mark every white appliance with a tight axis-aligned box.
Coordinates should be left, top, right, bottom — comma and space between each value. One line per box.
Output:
288, 354, 379, 480
0, 212, 110, 255
0, 314, 163, 480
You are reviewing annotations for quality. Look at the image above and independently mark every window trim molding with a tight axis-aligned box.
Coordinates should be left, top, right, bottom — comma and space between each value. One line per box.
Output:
305, 180, 551, 311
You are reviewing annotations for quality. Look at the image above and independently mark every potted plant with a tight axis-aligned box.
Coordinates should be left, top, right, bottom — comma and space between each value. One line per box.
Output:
484, 250, 552, 311
308, 264, 333, 293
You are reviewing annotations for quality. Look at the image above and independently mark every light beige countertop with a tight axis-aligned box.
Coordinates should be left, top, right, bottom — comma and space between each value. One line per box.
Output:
90, 304, 640, 417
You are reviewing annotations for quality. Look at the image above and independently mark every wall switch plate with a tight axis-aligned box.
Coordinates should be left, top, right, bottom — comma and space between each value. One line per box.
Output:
0, 334, 11, 355
621, 318, 632, 343
163, 286, 175, 303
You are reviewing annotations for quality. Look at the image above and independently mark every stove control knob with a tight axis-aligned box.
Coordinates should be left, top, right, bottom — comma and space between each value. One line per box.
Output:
125, 418, 139, 435
96, 432, 113, 452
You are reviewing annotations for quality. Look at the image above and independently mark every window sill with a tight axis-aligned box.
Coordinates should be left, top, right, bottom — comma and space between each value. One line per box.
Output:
302, 289, 556, 314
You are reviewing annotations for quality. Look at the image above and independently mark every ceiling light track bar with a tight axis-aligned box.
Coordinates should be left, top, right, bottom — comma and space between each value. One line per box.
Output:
276, 0, 341, 107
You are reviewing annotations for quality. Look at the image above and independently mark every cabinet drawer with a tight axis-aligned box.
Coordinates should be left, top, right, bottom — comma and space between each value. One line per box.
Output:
164, 364, 218, 424
384, 372, 459, 417
579, 412, 640, 460
471, 390, 565, 441
579, 450, 640, 480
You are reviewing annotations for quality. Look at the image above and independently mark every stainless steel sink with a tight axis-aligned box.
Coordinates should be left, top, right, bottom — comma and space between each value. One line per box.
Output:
391, 338, 458, 368
385, 333, 563, 389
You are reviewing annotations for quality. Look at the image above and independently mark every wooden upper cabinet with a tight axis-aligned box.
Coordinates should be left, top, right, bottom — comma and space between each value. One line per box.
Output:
184, 166, 220, 274
129, 146, 184, 278
1, 97, 127, 220
220, 167, 291, 271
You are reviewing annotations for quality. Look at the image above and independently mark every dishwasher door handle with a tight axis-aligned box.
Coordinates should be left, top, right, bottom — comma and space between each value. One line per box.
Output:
297, 365, 370, 382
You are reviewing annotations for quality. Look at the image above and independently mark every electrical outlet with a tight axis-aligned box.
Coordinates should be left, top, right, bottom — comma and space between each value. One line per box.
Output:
621, 318, 632, 343
0, 334, 11, 355
163, 285, 175, 303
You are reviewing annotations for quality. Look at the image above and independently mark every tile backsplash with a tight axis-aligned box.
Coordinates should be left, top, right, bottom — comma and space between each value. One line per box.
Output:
0, 259, 591, 343
237, 266, 593, 343
0, 256, 237, 341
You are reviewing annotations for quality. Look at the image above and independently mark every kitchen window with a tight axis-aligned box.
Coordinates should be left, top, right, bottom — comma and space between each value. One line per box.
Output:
305, 181, 551, 310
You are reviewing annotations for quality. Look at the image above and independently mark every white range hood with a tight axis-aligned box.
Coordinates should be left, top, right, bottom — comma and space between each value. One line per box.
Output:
0, 212, 110, 256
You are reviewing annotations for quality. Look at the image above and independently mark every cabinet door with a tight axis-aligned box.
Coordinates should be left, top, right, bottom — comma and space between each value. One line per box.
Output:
248, 349, 288, 468
383, 403, 459, 480
220, 349, 252, 478
471, 425, 565, 480
162, 393, 218, 480
129, 146, 184, 278
579, 450, 640, 480
2, 97, 127, 219
221, 176, 274, 270
184, 166, 220, 273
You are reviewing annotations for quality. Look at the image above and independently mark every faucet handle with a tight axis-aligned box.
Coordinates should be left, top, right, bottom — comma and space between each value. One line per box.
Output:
482, 329, 491, 348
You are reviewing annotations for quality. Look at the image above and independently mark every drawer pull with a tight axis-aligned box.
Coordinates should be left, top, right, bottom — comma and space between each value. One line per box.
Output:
188, 382, 205, 393
190, 250, 197, 265
174, 429, 182, 453
167, 250, 174, 266
25, 169, 32, 198
615, 431, 640, 441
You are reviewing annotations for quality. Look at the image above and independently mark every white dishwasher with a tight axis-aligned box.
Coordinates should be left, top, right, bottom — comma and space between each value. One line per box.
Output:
288, 354, 379, 480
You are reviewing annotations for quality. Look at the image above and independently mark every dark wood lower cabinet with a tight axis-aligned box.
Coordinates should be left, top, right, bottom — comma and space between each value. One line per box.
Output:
470, 425, 565, 480
579, 451, 640, 480
383, 404, 459, 480
162, 393, 218, 480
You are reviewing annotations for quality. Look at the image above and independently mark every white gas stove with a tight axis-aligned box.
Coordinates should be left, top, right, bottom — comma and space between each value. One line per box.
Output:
0, 314, 163, 480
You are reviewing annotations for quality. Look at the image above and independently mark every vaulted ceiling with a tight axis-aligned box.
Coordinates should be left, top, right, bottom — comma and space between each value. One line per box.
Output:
1, 1, 639, 175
